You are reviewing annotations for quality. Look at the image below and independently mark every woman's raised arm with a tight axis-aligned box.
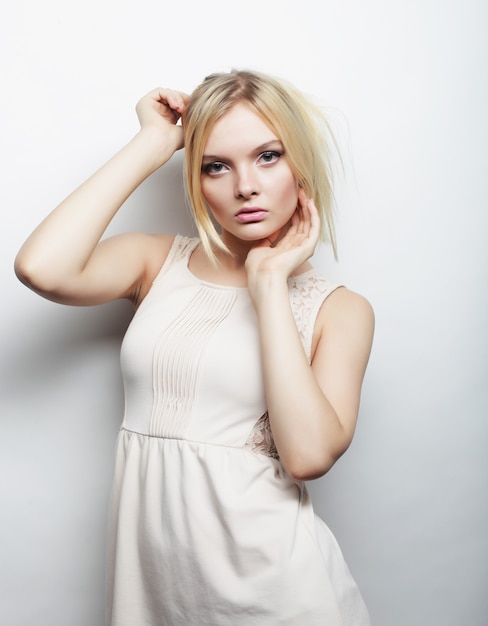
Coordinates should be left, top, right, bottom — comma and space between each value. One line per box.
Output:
14, 88, 189, 306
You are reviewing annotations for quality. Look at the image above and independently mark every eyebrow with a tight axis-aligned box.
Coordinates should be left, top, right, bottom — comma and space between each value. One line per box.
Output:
201, 140, 284, 163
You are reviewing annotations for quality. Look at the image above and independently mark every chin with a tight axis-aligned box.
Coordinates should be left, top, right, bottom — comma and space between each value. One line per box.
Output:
221, 218, 291, 247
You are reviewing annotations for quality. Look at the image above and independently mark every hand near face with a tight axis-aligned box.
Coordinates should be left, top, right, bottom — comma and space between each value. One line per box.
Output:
245, 189, 320, 301
135, 87, 190, 151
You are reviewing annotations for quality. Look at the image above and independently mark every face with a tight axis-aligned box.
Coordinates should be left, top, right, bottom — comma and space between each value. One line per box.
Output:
200, 103, 298, 249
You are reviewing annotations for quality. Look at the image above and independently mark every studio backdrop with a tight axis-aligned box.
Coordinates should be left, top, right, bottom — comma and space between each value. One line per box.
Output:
1, 1, 487, 625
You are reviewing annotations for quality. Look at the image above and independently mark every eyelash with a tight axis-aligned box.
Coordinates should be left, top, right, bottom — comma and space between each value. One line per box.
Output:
202, 162, 227, 175
259, 150, 283, 164
202, 150, 284, 175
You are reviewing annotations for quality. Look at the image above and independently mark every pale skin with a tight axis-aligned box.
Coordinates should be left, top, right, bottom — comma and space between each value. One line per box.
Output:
15, 87, 374, 481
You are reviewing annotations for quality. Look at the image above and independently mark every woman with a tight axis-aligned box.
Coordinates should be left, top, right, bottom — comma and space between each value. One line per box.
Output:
15, 69, 374, 625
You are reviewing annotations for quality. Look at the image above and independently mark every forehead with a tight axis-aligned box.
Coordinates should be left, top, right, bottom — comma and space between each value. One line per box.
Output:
203, 103, 279, 155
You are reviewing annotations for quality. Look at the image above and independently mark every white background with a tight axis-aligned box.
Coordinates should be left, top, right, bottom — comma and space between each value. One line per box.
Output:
1, 1, 487, 624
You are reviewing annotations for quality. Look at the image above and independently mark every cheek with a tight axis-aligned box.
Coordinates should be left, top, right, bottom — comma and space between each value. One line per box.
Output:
201, 179, 227, 214
200, 180, 217, 212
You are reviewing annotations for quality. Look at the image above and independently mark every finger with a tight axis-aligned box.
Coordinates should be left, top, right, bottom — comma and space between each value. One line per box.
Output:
301, 204, 310, 236
289, 209, 300, 233
297, 187, 311, 207
147, 88, 187, 116
174, 92, 191, 115
273, 216, 297, 251
305, 199, 321, 245
137, 89, 176, 125
298, 189, 319, 238
165, 90, 190, 114
252, 232, 276, 249
297, 189, 312, 235
295, 202, 308, 237
308, 198, 320, 230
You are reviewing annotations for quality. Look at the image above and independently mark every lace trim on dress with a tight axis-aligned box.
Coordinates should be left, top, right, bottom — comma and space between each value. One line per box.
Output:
288, 272, 341, 362
243, 412, 279, 459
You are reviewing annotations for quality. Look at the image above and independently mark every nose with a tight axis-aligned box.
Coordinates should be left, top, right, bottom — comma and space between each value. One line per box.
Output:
234, 165, 259, 199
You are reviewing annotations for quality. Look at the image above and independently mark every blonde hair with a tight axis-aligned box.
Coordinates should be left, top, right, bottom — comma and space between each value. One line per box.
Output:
183, 69, 340, 261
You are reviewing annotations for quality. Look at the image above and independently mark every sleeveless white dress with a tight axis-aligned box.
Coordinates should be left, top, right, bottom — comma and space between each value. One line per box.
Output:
106, 235, 370, 625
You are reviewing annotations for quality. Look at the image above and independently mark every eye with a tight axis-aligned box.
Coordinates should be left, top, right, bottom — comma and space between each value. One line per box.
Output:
202, 161, 229, 176
258, 150, 283, 165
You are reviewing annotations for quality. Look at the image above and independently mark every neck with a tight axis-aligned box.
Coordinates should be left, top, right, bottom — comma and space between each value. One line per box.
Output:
218, 233, 255, 268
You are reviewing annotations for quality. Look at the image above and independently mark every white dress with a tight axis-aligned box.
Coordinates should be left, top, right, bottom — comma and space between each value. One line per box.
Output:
106, 235, 370, 625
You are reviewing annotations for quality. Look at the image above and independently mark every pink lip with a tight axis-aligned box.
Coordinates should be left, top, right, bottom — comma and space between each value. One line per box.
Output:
235, 207, 268, 223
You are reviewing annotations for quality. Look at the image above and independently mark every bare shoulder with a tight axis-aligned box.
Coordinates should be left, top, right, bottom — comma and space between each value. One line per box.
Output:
321, 287, 374, 329
312, 287, 375, 360
137, 232, 176, 276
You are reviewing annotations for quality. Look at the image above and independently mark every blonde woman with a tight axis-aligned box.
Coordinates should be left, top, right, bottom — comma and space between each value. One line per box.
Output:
15, 69, 374, 625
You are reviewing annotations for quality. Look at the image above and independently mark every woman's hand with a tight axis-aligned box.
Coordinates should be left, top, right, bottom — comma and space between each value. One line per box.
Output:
136, 87, 190, 152
245, 189, 320, 304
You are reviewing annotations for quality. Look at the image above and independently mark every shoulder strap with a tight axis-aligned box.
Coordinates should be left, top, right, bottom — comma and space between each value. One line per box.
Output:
152, 235, 199, 284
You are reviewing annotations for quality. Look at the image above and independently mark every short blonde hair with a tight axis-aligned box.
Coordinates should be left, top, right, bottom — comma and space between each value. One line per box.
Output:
183, 69, 339, 261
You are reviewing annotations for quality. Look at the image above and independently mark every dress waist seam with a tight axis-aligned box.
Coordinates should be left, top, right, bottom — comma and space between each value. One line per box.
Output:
119, 428, 285, 468
120, 426, 251, 452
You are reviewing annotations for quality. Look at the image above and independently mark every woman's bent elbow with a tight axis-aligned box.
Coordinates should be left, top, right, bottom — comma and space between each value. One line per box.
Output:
284, 427, 356, 480
14, 254, 64, 298
284, 448, 346, 482
15, 254, 45, 290
14, 254, 36, 288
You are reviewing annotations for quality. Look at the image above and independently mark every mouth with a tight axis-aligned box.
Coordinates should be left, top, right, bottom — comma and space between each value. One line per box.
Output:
235, 207, 268, 224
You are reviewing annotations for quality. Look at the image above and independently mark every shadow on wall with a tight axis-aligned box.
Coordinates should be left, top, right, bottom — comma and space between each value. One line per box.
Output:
4, 151, 198, 405
1, 299, 134, 401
